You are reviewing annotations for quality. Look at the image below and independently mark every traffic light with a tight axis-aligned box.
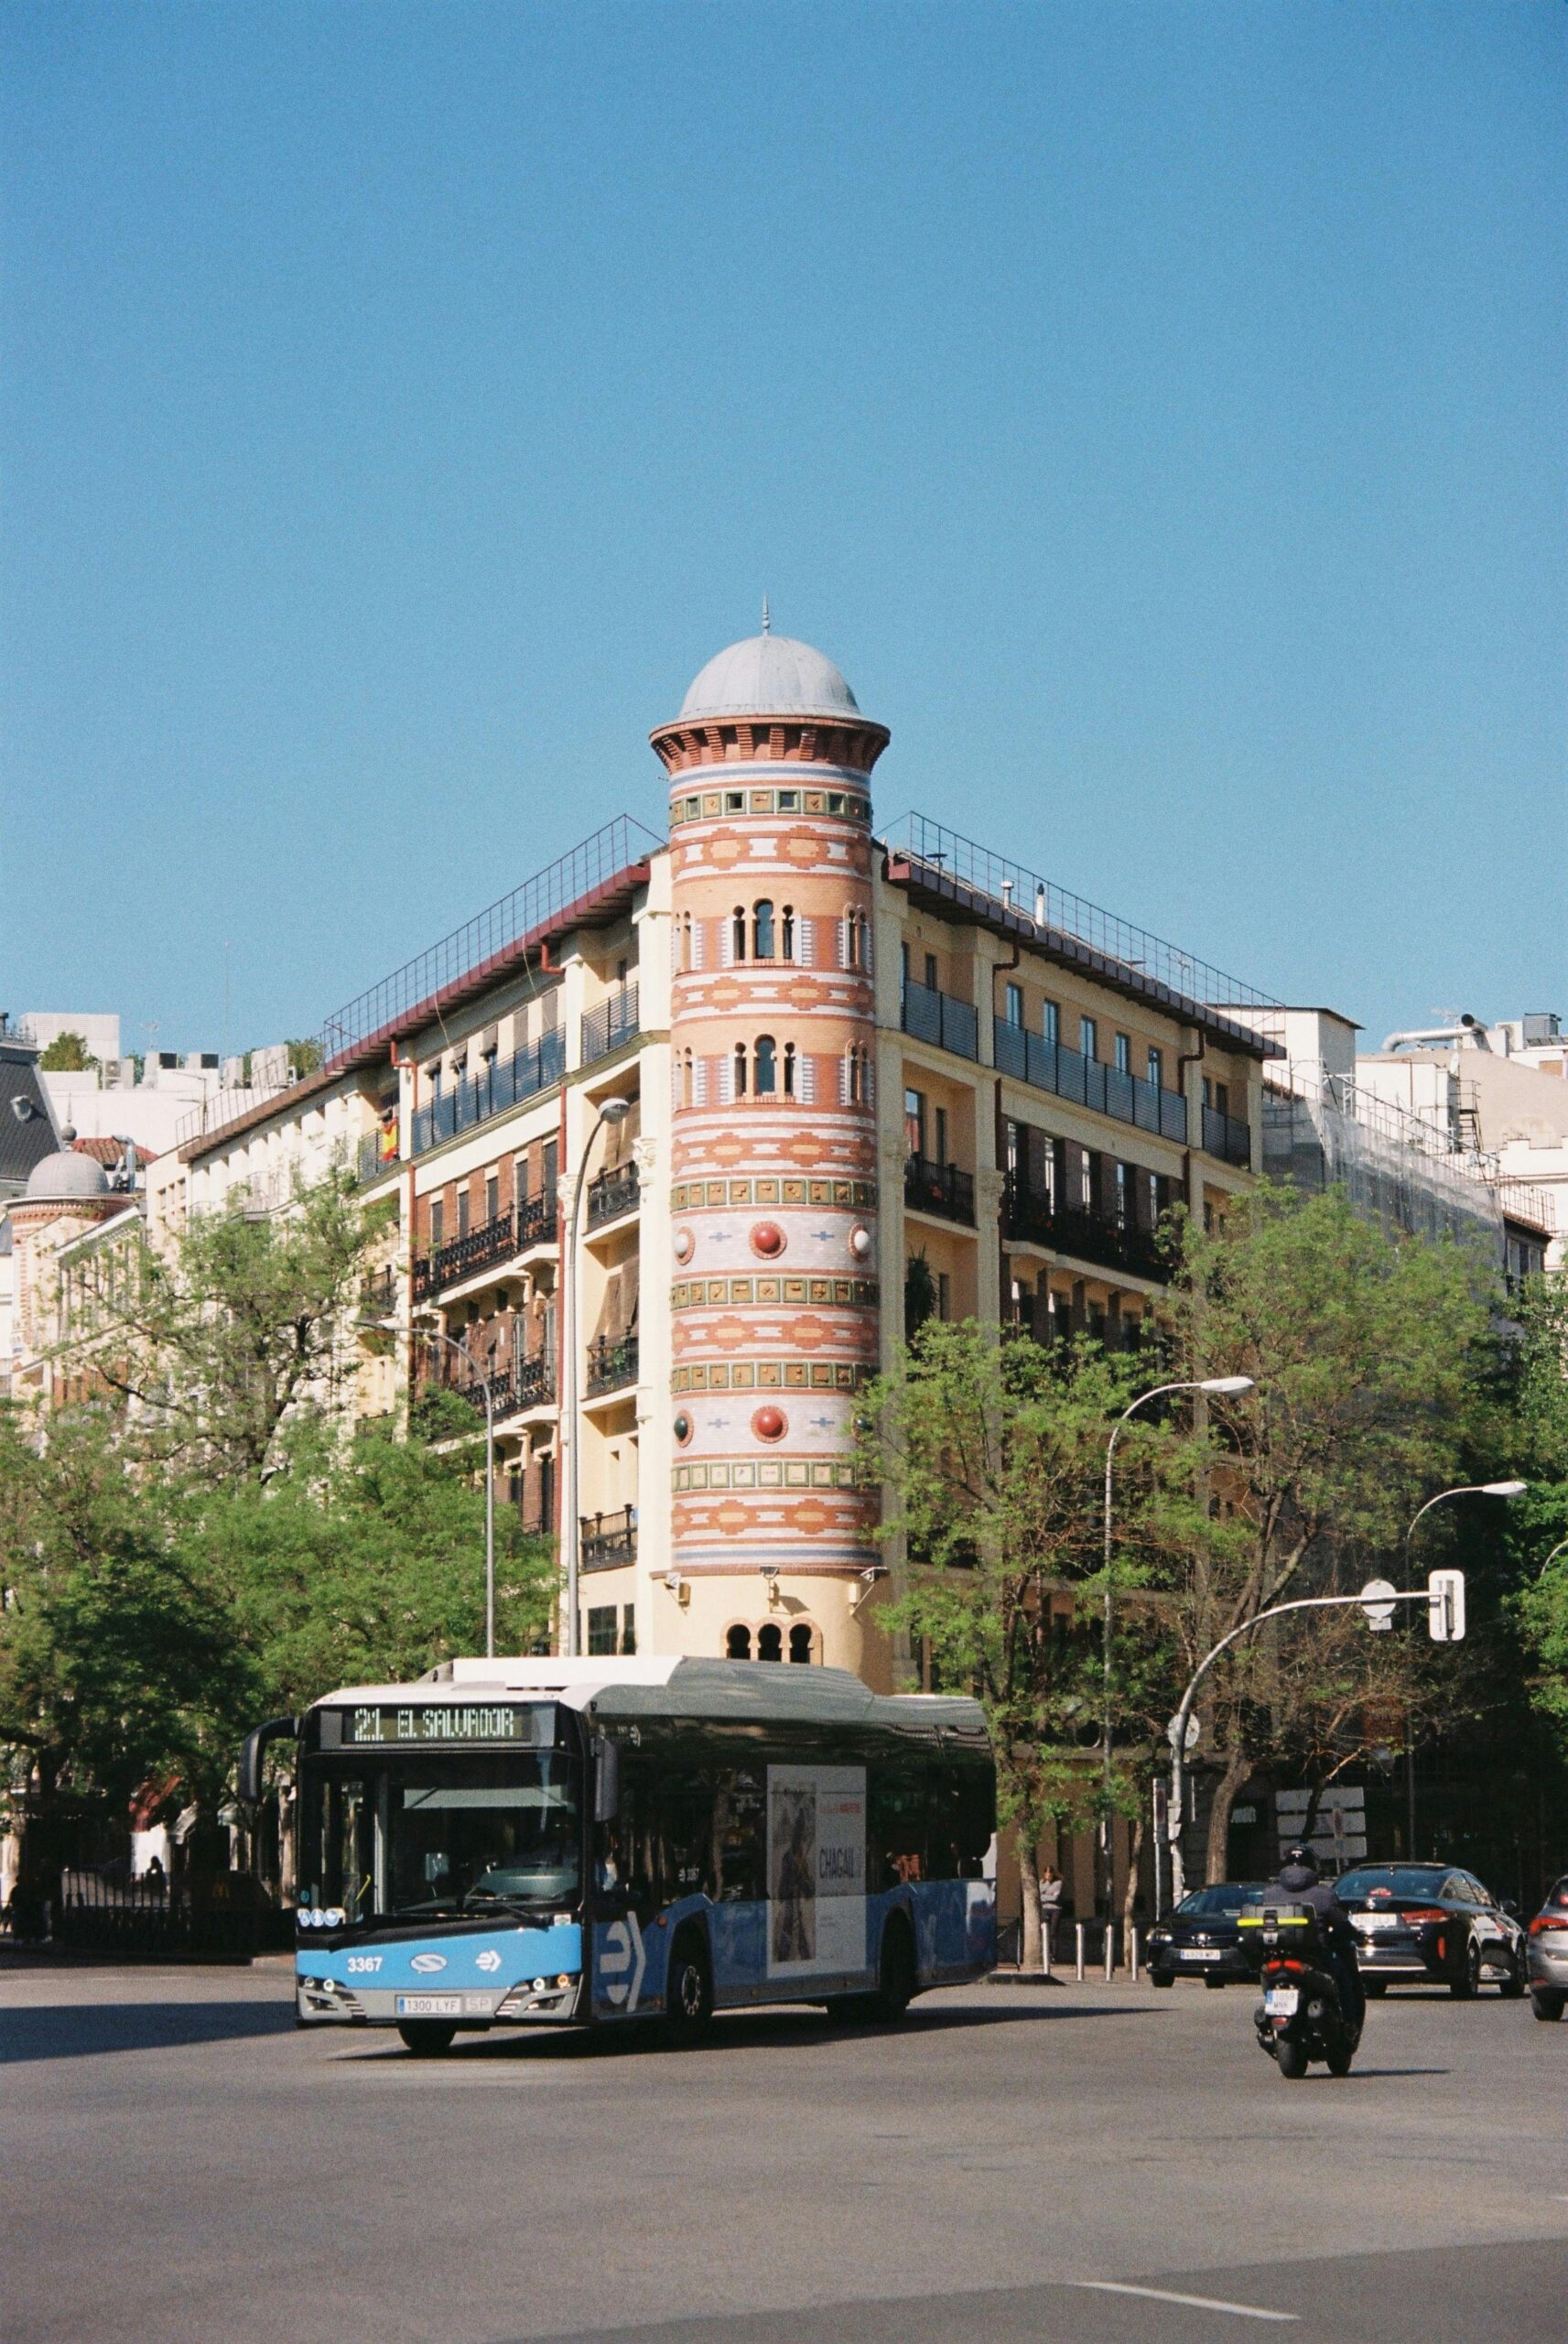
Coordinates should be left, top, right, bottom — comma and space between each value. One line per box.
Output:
1427, 1568, 1465, 1642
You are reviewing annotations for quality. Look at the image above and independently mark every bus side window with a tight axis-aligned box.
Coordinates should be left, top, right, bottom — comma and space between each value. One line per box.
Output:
656, 1767, 715, 1903
871, 1763, 927, 1889
712, 1767, 767, 1902
929, 1764, 993, 1882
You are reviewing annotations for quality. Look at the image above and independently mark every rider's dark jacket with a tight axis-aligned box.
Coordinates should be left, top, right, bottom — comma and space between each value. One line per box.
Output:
1272, 1861, 1356, 1955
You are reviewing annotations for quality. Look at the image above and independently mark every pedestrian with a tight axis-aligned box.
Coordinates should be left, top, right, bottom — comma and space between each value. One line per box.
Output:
1039, 1863, 1064, 1968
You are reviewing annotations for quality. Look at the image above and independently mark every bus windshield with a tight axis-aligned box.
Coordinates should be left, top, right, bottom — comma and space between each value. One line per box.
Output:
301, 1752, 582, 1922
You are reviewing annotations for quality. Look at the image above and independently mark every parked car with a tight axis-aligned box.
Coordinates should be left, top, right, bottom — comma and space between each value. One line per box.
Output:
1524, 1874, 1568, 2020
1145, 1883, 1269, 1988
1334, 1861, 1526, 1998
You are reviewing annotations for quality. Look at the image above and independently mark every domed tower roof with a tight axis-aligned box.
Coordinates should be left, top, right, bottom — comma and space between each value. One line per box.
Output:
23, 1126, 111, 1205
679, 632, 860, 723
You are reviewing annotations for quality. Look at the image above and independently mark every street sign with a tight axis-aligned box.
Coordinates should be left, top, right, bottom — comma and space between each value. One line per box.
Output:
1166, 1711, 1200, 1753
1358, 1578, 1398, 1631
1428, 1568, 1465, 1642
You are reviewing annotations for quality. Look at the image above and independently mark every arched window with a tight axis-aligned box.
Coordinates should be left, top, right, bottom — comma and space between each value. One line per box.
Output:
677, 913, 693, 972
731, 906, 747, 962
845, 910, 870, 971
846, 1046, 868, 1104
757, 1622, 783, 1663
752, 899, 775, 960
680, 1048, 695, 1108
781, 905, 795, 960
733, 1043, 748, 1099
726, 1624, 752, 1660
788, 1623, 816, 1664
754, 1036, 777, 1095
783, 1040, 796, 1098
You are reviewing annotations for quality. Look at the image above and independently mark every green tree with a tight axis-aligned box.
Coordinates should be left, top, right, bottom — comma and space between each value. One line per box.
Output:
97, 1167, 387, 1483
1160, 1184, 1498, 1882
38, 1031, 97, 1072
864, 1321, 1171, 1970
1507, 1276, 1568, 1742
0, 1406, 253, 1813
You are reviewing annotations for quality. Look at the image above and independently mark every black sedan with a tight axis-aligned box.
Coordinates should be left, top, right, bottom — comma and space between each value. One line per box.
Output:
1335, 1861, 1527, 1999
1145, 1883, 1269, 1988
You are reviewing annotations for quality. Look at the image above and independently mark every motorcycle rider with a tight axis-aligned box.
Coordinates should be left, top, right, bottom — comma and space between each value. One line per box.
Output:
1271, 1841, 1365, 2034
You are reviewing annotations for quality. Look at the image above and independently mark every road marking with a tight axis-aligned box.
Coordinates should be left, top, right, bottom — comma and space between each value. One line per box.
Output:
1076, 2282, 1299, 2322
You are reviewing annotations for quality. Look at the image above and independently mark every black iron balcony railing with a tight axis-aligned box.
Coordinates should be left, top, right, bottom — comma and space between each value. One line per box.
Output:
360, 1266, 398, 1320
1003, 1176, 1170, 1284
1202, 1104, 1252, 1167
358, 1130, 400, 1185
587, 1159, 639, 1230
412, 1189, 557, 1303
412, 1028, 565, 1158
508, 1350, 557, 1414
903, 1154, 976, 1225
581, 1505, 638, 1571
581, 982, 639, 1067
901, 978, 979, 1061
993, 1019, 1190, 1145
414, 1347, 556, 1430
586, 1332, 639, 1397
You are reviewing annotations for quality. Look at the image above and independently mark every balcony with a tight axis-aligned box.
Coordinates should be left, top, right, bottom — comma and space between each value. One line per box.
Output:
586, 1332, 639, 1398
903, 1154, 976, 1225
360, 1266, 398, 1320
413, 1347, 556, 1430
1003, 1176, 1170, 1284
581, 982, 639, 1067
412, 1189, 557, 1303
901, 979, 979, 1061
507, 1350, 557, 1415
412, 1028, 565, 1158
358, 1131, 400, 1186
993, 1020, 1190, 1145
1203, 1104, 1252, 1168
581, 1505, 638, 1572
587, 1159, 639, 1231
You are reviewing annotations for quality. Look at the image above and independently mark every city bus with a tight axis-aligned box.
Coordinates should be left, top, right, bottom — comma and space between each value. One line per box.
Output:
240, 1655, 996, 2052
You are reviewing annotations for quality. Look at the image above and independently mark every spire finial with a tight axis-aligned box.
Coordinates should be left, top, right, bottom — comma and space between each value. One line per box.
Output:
761, 594, 771, 635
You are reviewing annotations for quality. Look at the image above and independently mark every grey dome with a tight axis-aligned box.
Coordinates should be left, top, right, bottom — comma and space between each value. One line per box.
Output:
680, 633, 860, 722
25, 1131, 110, 1204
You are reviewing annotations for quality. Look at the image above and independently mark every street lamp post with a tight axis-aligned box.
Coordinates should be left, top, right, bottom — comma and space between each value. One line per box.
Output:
1100, 1374, 1254, 1914
1401, 1479, 1526, 1854
561, 1096, 633, 1660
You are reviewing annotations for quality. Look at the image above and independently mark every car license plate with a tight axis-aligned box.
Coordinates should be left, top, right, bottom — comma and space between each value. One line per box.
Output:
1359, 1912, 1400, 1931
396, 1994, 463, 2017
1265, 1987, 1299, 2016
1181, 1948, 1223, 1962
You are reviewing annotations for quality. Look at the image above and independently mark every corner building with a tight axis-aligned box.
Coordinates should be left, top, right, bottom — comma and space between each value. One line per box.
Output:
171, 625, 1279, 1711
654, 635, 887, 1631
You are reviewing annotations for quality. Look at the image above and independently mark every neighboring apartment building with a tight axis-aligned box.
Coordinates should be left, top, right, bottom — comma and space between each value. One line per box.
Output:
173, 628, 1276, 1691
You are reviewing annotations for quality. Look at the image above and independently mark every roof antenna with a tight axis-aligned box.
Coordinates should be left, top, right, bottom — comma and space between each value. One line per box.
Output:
761, 594, 771, 635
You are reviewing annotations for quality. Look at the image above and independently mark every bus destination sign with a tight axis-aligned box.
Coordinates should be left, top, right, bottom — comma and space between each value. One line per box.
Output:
344, 1705, 538, 1747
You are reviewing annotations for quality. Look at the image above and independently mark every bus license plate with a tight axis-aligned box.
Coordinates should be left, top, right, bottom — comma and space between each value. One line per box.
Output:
1265, 1987, 1299, 2016
396, 1994, 462, 2017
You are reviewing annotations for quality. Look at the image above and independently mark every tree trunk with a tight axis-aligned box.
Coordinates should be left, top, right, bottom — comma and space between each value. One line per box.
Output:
1121, 1806, 1145, 1965
1205, 1751, 1250, 1884
1017, 1834, 1044, 1972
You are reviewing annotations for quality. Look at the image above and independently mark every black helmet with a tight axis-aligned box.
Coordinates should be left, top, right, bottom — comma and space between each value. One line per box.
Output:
1282, 1842, 1319, 1874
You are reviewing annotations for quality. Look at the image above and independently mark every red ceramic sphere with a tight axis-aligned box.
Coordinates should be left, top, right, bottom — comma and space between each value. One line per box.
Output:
751, 1221, 786, 1259
751, 1405, 787, 1443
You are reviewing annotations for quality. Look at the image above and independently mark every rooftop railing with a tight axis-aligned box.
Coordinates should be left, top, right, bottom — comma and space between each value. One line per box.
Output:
320, 815, 660, 1069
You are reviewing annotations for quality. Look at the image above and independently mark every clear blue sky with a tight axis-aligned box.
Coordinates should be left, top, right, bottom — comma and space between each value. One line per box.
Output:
4, 4, 1563, 1059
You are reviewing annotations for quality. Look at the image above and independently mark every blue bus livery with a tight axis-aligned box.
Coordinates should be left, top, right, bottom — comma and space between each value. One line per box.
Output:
243, 1655, 996, 2052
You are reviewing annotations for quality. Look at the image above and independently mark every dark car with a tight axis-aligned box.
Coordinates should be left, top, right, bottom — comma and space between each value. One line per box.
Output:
1145, 1883, 1269, 1988
1335, 1861, 1526, 1999
1525, 1873, 1568, 2020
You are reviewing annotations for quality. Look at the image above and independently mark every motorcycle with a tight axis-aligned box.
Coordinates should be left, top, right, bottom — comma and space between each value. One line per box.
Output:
1238, 1901, 1359, 2080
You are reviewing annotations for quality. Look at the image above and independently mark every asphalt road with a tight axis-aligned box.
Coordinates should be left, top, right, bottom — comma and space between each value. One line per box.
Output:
3, 1954, 1564, 2344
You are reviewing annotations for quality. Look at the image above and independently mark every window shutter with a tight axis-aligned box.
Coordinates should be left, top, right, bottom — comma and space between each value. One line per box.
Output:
796, 916, 814, 968
798, 1052, 816, 1104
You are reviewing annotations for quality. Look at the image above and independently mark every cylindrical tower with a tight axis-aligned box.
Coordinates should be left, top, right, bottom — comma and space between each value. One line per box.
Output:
652, 631, 890, 1656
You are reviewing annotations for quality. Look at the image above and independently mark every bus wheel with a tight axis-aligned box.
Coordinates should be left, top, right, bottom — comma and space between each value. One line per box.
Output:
664, 1930, 714, 2044
397, 2023, 457, 2056
871, 1918, 917, 2023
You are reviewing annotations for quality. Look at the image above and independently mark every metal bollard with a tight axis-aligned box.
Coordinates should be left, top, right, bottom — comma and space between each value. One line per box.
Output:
1103, 1921, 1115, 1982
1075, 1921, 1086, 1981
1130, 1926, 1141, 1982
